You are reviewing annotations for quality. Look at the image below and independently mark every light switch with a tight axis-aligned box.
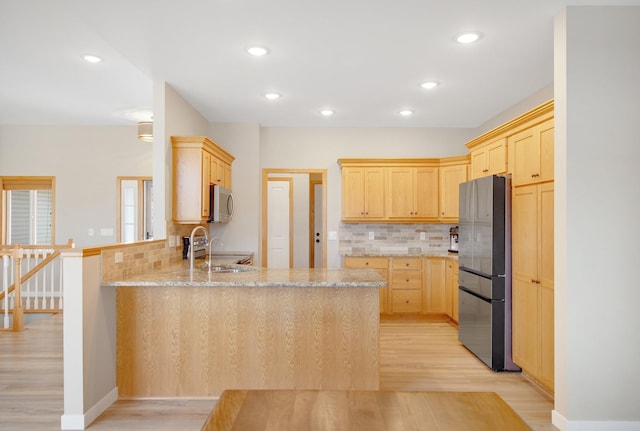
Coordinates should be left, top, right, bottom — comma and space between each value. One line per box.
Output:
420, 232, 426, 240
369, 232, 375, 240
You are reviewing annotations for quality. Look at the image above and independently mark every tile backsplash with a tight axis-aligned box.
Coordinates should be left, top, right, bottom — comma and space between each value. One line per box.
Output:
339, 223, 455, 255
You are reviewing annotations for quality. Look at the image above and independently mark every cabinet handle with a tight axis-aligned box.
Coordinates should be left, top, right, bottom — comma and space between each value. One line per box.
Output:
482, 169, 489, 173
365, 262, 369, 266
531, 173, 540, 178
405, 300, 410, 304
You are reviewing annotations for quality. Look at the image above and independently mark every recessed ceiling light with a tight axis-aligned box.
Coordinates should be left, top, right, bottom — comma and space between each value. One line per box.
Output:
247, 46, 269, 56
264, 92, 281, 100
399, 110, 414, 116
420, 81, 439, 90
83, 54, 103, 63
456, 32, 480, 44
320, 109, 334, 116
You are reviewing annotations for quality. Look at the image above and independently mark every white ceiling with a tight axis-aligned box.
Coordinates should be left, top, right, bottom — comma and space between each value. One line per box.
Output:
0, 0, 635, 128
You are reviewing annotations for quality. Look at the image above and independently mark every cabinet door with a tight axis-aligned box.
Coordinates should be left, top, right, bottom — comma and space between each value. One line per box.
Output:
445, 258, 459, 321
470, 149, 488, 180
364, 168, 385, 218
512, 278, 539, 372
538, 119, 555, 183
414, 167, 439, 219
201, 151, 211, 218
485, 138, 507, 176
342, 168, 366, 219
439, 164, 467, 221
424, 258, 446, 313
510, 128, 538, 186
387, 167, 414, 218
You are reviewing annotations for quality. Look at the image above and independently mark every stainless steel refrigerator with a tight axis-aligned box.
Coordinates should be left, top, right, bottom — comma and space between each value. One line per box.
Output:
458, 175, 520, 372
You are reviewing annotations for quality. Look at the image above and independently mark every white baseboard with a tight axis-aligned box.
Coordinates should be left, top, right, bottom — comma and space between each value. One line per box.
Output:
553, 411, 640, 431
553, 410, 568, 430
60, 387, 118, 430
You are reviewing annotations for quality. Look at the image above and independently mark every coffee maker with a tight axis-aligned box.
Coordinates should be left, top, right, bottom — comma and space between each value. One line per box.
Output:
448, 226, 459, 253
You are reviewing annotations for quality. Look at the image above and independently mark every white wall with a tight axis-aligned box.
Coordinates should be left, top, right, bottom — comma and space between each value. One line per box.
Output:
153, 81, 210, 239
208, 122, 261, 255
554, 6, 640, 430
0, 125, 152, 247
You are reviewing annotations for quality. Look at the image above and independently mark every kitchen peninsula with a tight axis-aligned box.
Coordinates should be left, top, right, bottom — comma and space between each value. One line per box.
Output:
103, 262, 385, 398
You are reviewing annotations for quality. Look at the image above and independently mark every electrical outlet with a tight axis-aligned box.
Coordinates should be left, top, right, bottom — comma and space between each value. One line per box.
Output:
420, 232, 426, 240
368, 231, 375, 240
114, 252, 123, 264
88, 228, 94, 236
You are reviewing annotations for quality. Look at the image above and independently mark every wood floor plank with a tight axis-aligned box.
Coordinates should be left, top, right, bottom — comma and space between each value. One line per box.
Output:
0, 314, 558, 431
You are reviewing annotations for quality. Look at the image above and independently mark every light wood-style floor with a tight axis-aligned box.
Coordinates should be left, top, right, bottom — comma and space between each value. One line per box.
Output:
0, 314, 558, 431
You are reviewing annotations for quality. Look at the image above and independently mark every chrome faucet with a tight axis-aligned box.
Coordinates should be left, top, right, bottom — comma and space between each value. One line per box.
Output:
189, 225, 209, 271
208, 236, 222, 270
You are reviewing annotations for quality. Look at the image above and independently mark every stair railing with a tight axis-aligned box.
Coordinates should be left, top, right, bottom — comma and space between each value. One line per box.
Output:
0, 239, 73, 331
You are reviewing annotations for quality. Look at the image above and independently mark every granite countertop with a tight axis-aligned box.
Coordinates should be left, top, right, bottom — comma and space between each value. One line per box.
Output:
344, 251, 459, 259
102, 259, 387, 288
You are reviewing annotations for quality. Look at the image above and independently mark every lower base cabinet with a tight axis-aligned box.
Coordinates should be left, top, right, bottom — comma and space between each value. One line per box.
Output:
344, 256, 389, 313
445, 258, 459, 323
344, 255, 459, 320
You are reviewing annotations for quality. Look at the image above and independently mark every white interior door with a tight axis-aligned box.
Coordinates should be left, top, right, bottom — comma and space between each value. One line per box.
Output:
313, 183, 323, 268
267, 179, 291, 268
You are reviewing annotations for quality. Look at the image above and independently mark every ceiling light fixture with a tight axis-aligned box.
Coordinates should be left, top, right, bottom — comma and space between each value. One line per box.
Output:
420, 81, 439, 90
83, 54, 103, 63
320, 109, 334, 116
264, 92, 281, 100
137, 121, 153, 142
247, 46, 269, 56
456, 32, 480, 44
399, 110, 414, 116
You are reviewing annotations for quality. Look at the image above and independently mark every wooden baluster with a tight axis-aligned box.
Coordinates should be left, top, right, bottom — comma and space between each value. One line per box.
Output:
2, 255, 9, 329
12, 248, 24, 331
25, 249, 32, 310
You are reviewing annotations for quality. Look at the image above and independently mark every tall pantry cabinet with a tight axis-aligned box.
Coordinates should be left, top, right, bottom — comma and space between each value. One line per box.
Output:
465, 100, 555, 394
506, 102, 555, 394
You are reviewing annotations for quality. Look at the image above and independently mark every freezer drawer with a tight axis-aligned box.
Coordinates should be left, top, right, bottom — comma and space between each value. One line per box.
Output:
458, 288, 505, 371
459, 269, 505, 300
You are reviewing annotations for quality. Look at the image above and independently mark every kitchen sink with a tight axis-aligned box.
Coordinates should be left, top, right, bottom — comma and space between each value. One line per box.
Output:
199, 263, 255, 273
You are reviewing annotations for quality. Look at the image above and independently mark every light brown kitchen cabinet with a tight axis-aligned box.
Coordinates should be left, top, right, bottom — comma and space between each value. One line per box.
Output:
341, 167, 386, 221
509, 118, 554, 186
445, 258, 459, 322
387, 166, 439, 221
210, 156, 231, 187
439, 158, 468, 222
344, 256, 389, 314
512, 181, 554, 392
390, 257, 423, 313
171, 136, 235, 224
423, 257, 447, 314
469, 137, 507, 180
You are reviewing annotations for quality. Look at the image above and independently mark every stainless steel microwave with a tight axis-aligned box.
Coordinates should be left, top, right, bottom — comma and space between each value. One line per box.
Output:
209, 184, 234, 223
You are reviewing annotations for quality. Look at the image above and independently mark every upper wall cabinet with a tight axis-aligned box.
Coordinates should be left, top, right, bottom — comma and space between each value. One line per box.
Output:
466, 99, 554, 182
510, 118, 554, 186
469, 137, 507, 180
387, 165, 439, 221
439, 157, 469, 222
172, 136, 235, 224
341, 166, 386, 221
339, 157, 469, 224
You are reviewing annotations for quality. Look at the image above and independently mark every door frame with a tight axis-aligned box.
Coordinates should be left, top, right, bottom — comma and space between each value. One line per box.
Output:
261, 168, 327, 268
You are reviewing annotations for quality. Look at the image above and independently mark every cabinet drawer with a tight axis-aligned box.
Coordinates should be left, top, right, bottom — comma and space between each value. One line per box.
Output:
392, 290, 423, 313
391, 270, 422, 290
391, 257, 422, 270
344, 256, 388, 269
